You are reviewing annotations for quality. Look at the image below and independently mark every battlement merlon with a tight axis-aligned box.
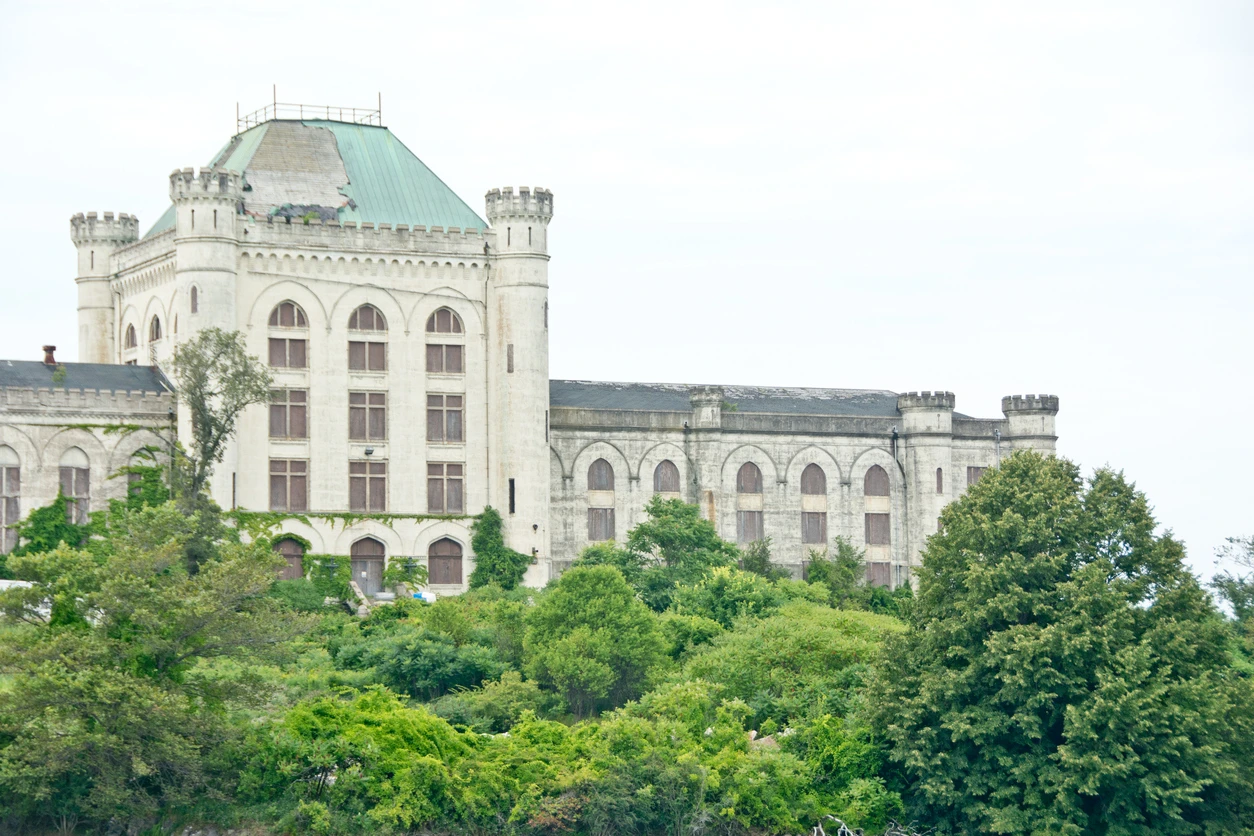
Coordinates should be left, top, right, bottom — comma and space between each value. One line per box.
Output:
169, 167, 244, 202
0, 385, 175, 419
485, 187, 554, 223
1001, 394, 1060, 415
897, 391, 956, 412
70, 212, 140, 246
689, 386, 725, 430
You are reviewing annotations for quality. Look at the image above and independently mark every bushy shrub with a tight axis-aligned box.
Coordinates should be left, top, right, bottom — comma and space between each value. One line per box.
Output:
671, 565, 783, 628
431, 670, 556, 732
270, 578, 328, 612
333, 623, 506, 700
658, 611, 725, 660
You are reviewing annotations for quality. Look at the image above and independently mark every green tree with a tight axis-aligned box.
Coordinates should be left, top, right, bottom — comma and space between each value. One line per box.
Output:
468, 506, 532, 590
524, 565, 665, 716
868, 451, 1254, 834
805, 538, 865, 607
740, 537, 789, 580
670, 565, 783, 628
1212, 536, 1254, 666
0, 503, 307, 830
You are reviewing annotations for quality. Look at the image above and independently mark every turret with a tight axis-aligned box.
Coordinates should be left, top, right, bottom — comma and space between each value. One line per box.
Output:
1001, 394, 1059, 443
690, 386, 724, 430
70, 211, 139, 362
896, 390, 955, 435
485, 187, 554, 582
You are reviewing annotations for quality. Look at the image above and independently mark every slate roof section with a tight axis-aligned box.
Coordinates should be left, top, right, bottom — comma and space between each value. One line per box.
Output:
145, 119, 485, 238
0, 361, 172, 394
550, 380, 903, 417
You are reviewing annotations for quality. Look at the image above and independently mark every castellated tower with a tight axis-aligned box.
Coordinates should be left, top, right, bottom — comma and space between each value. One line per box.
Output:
485, 187, 554, 583
170, 167, 243, 510
1001, 395, 1060, 442
896, 391, 956, 574
70, 211, 139, 362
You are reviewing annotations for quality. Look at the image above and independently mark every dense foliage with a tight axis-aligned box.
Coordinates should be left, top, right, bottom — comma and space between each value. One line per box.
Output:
0, 450, 1250, 835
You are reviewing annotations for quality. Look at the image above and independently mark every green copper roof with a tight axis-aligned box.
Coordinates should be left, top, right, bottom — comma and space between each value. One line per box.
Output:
143, 119, 485, 238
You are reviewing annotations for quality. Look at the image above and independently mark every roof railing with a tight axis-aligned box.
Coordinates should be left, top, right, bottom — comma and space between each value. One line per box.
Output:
237, 90, 382, 133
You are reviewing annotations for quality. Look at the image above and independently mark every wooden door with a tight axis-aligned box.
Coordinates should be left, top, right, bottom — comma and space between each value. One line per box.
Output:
351, 537, 386, 596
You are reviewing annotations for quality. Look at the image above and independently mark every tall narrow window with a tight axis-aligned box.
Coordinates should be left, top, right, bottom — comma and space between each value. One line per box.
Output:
59, 447, 90, 524
124, 325, 137, 350
274, 537, 305, 581
190, 286, 199, 314
269, 460, 308, 512
509, 478, 516, 514
350, 537, 385, 597
428, 538, 463, 585
735, 462, 763, 543
654, 460, 681, 495
268, 301, 309, 368
148, 316, 162, 342
349, 392, 387, 441
427, 463, 464, 514
507, 344, 514, 373
426, 308, 464, 334
349, 461, 387, 512
269, 389, 308, 439
936, 467, 944, 494
0, 446, 19, 554
426, 395, 463, 442
800, 463, 827, 545
864, 464, 891, 586
587, 458, 615, 541
966, 466, 988, 486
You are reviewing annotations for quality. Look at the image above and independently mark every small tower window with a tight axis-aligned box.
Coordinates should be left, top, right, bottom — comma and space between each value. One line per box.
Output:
936, 467, 943, 494
190, 286, 199, 314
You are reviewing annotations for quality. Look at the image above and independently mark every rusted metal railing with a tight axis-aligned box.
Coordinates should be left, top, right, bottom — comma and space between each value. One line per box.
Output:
237, 89, 382, 132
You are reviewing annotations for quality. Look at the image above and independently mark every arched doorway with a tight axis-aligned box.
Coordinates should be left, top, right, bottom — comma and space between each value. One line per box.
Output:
273, 537, 305, 581
350, 537, 385, 596
428, 538, 463, 585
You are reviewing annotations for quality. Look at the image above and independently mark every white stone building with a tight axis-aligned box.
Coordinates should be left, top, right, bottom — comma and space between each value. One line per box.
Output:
0, 106, 1057, 592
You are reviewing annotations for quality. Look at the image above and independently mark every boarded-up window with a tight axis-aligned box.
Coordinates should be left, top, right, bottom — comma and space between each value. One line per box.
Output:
270, 389, 308, 438
427, 463, 464, 514
864, 465, 890, 497
866, 562, 891, 587
269, 460, 308, 512
0, 447, 19, 554
349, 392, 387, 441
802, 511, 826, 544
348, 341, 386, 371
124, 325, 137, 349
588, 458, 614, 491
269, 301, 308, 328
588, 507, 615, 541
428, 537, 463, 585
269, 337, 307, 368
274, 537, 305, 581
351, 537, 385, 597
967, 466, 988, 486
936, 467, 944, 494
737, 510, 763, 543
737, 462, 763, 494
426, 344, 464, 373
426, 308, 464, 334
801, 463, 826, 495
865, 513, 891, 545
349, 461, 387, 512
654, 460, 680, 493
348, 304, 387, 332
426, 395, 464, 442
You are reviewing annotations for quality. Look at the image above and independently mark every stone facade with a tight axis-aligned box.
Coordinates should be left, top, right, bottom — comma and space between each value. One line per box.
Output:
0, 112, 1058, 592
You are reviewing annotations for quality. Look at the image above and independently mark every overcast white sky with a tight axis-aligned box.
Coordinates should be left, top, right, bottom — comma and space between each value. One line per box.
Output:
0, 0, 1250, 580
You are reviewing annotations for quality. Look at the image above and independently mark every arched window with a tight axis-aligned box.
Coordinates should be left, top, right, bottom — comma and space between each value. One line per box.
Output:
350, 537, 385, 597
864, 465, 891, 587
274, 537, 305, 582
189, 286, 199, 314
149, 316, 162, 342
172, 315, 178, 336
0, 445, 20, 554
653, 460, 680, 494
800, 463, 827, 545
348, 304, 387, 332
124, 324, 137, 350
426, 308, 463, 334
588, 459, 614, 491
59, 447, 90, 525
428, 537, 463, 585
268, 302, 308, 369
587, 458, 615, 541
736, 462, 763, 543
936, 467, 943, 494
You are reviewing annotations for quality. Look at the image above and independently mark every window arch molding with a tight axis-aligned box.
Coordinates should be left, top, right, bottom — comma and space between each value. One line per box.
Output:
348, 303, 388, 332
720, 445, 779, 490
784, 447, 842, 489
411, 294, 483, 336
425, 306, 464, 335
244, 282, 327, 330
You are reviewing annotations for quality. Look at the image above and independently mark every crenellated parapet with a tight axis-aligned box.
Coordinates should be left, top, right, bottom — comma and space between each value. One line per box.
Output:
485, 187, 554, 223
242, 216, 487, 255
70, 211, 140, 246
1001, 394, 1060, 414
0, 386, 174, 420
897, 391, 956, 412
169, 167, 243, 203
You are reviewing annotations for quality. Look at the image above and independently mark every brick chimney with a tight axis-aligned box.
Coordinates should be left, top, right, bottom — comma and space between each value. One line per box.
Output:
42, 345, 56, 366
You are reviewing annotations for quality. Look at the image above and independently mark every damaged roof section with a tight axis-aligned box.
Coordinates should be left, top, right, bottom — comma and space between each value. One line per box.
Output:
144, 119, 486, 238
549, 380, 905, 417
